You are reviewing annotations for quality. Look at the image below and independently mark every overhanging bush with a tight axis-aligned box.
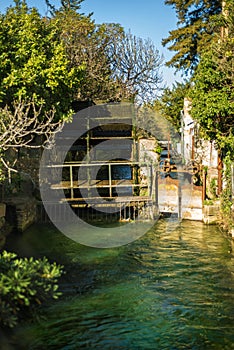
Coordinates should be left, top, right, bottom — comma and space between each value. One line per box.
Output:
0, 251, 63, 328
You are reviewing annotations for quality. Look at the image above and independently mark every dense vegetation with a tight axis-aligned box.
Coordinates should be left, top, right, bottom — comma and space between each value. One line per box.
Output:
161, 0, 234, 161
0, 251, 63, 328
162, 0, 221, 73
0, 2, 82, 121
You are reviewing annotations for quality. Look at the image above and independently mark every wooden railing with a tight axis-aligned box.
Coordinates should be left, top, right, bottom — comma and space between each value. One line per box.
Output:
46, 161, 157, 200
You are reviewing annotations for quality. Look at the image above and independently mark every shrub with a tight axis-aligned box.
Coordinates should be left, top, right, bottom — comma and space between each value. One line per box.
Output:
0, 251, 63, 328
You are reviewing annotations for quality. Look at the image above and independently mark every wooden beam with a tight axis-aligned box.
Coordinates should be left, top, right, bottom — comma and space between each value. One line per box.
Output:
69, 165, 74, 199
108, 163, 112, 197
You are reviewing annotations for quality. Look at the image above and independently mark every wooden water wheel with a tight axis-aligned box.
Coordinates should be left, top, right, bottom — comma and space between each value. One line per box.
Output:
161, 159, 171, 173
186, 160, 200, 174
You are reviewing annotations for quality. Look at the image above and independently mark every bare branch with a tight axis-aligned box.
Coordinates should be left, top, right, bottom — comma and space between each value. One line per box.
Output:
0, 100, 64, 150
109, 31, 164, 103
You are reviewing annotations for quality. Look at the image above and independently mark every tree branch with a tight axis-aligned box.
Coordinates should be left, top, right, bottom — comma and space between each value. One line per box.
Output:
0, 100, 64, 150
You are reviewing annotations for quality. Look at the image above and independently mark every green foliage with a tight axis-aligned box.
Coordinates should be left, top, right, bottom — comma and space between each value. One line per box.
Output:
0, 251, 63, 328
187, 0, 234, 158
163, 0, 234, 158
163, 0, 221, 73
210, 178, 218, 199
203, 199, 214, 205
159, 81, 191, 130
0, 2, 84, 120
0, 0, 163, 110
220, 156, 233, 224
154, 144, 163, 154
53, 8, 120, 102
190, 46, 234, 158
60, 0, 84, 12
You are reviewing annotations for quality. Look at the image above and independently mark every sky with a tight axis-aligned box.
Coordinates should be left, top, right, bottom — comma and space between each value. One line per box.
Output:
0, 0, 182, 87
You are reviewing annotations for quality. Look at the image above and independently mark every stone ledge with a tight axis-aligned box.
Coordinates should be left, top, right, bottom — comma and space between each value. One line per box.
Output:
203, 204, 220, 216
203, 204, 220, 224
5, 197, 37, 232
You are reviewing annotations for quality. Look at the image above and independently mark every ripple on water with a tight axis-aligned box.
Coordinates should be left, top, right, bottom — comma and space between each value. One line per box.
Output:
5, 220, 234, 349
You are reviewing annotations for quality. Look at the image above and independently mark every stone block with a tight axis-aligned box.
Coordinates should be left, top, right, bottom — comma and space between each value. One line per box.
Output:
203, 215, 219, 225
203, 205, 220, 216
182, 208, 203, 221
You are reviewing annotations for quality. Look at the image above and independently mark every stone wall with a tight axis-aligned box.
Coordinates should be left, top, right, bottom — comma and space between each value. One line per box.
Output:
203, 203, 221, 224
5, 197, 37, 232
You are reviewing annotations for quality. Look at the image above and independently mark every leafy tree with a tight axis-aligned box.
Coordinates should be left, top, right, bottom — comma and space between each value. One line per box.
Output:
0, 1, 83, 121
158, 81, 190, 130
189, 0, 234, 159
53, 6, 123, 103
162, 0, 222, 73
86, 22, 125, 102
47, 0, 119, 103
0, 0, 85, 180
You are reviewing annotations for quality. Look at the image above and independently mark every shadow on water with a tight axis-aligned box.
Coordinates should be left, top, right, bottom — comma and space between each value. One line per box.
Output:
3, 220, 234, 349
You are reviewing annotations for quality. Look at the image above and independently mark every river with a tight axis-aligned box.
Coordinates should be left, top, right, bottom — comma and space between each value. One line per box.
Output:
4, 219, 234, 349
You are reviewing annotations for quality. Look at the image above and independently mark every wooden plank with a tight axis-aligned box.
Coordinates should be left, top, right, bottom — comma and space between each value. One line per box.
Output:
70, 165, 74, 198
60, 196, 151, 203
50, 179, 146, 189
46, 161, 156, 168
89, 136, 133, 140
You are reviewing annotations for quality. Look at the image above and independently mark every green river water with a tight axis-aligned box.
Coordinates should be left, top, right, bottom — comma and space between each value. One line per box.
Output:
3, 219, 234, 349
